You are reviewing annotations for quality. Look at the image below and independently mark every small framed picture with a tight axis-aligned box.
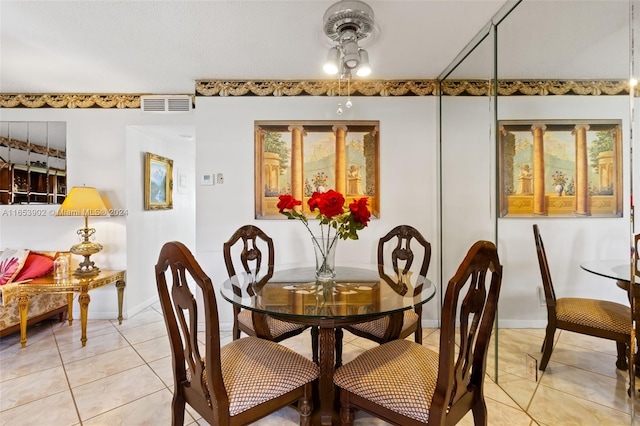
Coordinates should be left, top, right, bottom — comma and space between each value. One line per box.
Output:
144, 152, 173, 210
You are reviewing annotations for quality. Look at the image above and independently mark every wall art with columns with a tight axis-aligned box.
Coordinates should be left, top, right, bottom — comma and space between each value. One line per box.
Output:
254, 121, 380, 219
498, 120, 622, 218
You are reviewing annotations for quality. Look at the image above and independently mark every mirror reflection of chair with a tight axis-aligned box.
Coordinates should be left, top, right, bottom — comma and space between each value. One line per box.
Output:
334, 240, 502, 425
344, 225, 431, 345
155, 241, 319, 425
533, 224, 631, 371
635, 233, 639, 275
223, 225, 314, 346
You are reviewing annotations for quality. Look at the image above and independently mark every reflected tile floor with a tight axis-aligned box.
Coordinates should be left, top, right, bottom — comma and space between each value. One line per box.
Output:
1, 306, 636, 425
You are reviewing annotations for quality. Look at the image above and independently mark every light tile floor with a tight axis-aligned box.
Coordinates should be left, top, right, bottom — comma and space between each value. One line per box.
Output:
1, 305, 637, 425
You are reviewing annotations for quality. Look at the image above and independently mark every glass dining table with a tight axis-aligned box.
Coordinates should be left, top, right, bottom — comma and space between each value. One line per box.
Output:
581, 258, 638, 381
220, 264, 436, 425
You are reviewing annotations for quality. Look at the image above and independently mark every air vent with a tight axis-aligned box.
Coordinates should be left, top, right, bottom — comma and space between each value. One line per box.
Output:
140, 95, 192, 113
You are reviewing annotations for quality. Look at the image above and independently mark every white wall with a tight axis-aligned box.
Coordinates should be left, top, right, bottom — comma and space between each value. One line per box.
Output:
125, 126, 196, 316
194, 95, 441, 330
0, 109, 196, 319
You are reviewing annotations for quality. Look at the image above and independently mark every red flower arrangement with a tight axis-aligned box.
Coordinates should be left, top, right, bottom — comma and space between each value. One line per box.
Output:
277, 190, 371, 241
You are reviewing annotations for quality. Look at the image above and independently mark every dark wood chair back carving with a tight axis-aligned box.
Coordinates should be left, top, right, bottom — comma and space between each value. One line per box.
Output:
432, 240, 502, 425
377, 224, 431, 295
223, 224, 274, 289
334, 240, 502, 426
155, 241, 225, 423
156, 241, 318, 425
222, 225, 313, 346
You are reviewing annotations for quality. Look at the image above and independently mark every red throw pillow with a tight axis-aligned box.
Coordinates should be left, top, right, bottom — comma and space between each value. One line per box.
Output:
14, 252, 54, 282
0, 249, 30, 285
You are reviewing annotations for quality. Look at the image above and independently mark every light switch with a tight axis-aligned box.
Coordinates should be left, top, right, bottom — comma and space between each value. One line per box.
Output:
216, 173, 224, 184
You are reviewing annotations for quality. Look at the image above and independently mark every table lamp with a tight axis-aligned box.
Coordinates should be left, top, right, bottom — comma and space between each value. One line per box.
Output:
57, 186, 110, 276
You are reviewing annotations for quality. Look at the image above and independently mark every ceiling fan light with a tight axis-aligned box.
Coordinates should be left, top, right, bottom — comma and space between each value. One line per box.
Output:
323, 47, 340, 74
342, 40, 359, 69
356, 49, 371, 76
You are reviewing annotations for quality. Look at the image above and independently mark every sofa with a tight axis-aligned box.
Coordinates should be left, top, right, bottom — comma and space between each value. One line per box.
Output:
0, 250, 68, 337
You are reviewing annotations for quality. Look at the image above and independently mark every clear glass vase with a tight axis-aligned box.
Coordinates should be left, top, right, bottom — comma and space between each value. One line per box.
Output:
312, 234, 338, 282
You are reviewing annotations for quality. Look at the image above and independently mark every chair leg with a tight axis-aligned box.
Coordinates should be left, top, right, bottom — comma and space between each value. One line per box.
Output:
233, 307, 241, 340
539, 325, 556, 371
616, 341, 628, 370
311, 326, 319, 364
171, 390, 186, 426
415, 325, 422, 344
339, 391, 355, 426
471, 398, 488, 426
298, 383, 313, 426
335, 327, 343, 368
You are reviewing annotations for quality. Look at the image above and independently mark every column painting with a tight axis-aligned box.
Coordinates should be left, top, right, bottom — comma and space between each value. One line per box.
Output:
498, 120, 622, 218
255, 121, 380, 219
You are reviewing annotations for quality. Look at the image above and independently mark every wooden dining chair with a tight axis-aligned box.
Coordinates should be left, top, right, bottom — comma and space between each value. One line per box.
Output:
533, 224, 631, 371
223, 225, 311, 343
344, 225, 431, 345
155, 241, 319, 426
334, 240, 502, 426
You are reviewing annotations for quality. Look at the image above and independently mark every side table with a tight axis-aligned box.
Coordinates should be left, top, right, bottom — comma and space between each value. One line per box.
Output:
17, 270, 126, 347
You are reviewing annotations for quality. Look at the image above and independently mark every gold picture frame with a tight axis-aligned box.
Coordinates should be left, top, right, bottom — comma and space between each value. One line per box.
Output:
254, 120, 380, 219
144, 152, 173, 210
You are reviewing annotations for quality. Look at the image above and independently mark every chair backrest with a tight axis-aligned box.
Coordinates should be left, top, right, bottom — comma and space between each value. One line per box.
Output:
377, 225, 431, 295
431, 240, 502, 425
155, 241, 229, 419
223, 225, 274, 289
533, 224, 557, 309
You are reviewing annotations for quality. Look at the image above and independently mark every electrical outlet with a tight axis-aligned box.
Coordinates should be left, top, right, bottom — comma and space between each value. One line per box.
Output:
526, 354, 538, 381
216, 173, 224, 184
538, 286, 546, 306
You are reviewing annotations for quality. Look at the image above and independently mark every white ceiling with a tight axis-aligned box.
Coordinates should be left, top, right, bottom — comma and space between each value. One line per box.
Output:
0, 0, 511, 94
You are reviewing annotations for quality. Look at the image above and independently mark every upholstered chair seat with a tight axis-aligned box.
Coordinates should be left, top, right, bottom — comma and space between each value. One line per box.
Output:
556, 298, 631, 335
193, 337, 319, 417
346, 310, 419, 340
236, 309, 308, 340
334, 339, 439, 423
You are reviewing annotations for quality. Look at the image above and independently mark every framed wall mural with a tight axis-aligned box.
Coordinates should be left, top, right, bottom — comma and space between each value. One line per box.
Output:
255, 120, 380, 219
144, 152, 173, 210
498, 120, 622, 217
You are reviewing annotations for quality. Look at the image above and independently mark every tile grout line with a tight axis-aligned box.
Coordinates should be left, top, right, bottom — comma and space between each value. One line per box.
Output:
51, 318, 84, 426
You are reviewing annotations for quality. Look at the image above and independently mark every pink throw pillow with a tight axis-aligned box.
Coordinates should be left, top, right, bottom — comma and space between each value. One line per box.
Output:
14, 252, 55, 282
0, 249, 30, 285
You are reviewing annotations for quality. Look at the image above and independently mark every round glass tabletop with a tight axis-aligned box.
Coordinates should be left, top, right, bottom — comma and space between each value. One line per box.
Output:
580, 259, 636, 283
220, 265, 436, 321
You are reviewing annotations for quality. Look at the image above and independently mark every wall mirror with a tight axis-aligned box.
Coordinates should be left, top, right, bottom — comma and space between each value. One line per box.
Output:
439, 17, 498, 378
0, 121, 67, 205
493, 0, 632, 422
442, 0, 634, 422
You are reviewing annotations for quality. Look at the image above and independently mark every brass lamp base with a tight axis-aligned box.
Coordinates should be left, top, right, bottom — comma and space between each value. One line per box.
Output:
70, 231, 103, 276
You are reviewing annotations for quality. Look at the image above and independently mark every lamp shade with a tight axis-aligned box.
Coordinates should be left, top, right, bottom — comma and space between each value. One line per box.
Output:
57, 187, 110, 217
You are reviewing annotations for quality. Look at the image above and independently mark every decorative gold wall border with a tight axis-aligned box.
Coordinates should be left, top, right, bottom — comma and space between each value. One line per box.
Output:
196, 79, 631, 97
0, 80, 632, 108
195, 80, 439, 97
0, 136, 65, 158
0, 94, 143, 109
